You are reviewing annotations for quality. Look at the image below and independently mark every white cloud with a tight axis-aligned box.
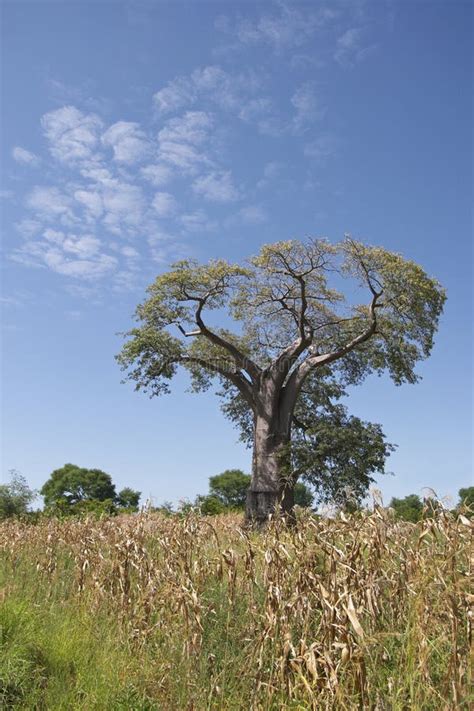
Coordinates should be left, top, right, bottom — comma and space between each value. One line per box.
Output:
191, 65, 262, 112
238, 97, 273, 125
12, 146, 40, 166
74, 189, 104, 219
121, 245, 140, 259
44, 251, 117, 279
12, 228, 117, 279
100, 180, 146, 235
257, 161, 282, 189
75, 169, 147, 235
291, 83, 326, 130
101, 121, 150, 163
159, 141, 208, 174
41, 106, 103, 164
43, 228, 100, 258
26, 186, 74, 220
304, 135, 338, 160
239, 205, 267, 224
157, 111, 213, 174
216, 5, 338, 52
334, 28, 376, 67
158, 111, 212, 145
140, 163, 172, 186
152, 191, 177, 217
153, 77, 196, 114
192, 170, 239, 203
148, 230, 187, 263
179, 209, 217, 233
15, 218, 42, 237
154, 65, 266, 126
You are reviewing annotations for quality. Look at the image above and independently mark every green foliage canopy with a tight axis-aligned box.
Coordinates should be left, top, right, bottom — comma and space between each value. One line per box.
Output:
117, 237, 446, 398
0, 470, 36, 519
389, 494, 424, 523
41, 464, 116, 508
117, 487, 141, 510
209, 469, 250, 508
222, 371, 395, 507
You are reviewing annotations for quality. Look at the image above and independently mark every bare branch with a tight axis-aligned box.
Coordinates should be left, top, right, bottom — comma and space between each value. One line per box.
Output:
194, 298, 261, 383
284, 291, 382, 405
180, 355, 255, 407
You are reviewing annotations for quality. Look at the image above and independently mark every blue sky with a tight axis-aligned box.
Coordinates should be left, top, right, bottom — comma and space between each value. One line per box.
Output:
1, 0, 472, 508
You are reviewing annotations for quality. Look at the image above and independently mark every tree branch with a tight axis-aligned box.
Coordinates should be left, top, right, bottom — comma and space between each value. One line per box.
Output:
283, 291, 382, 408
180, 355, 255, 407
193, 298, 261, 383
268, 273, 312, 386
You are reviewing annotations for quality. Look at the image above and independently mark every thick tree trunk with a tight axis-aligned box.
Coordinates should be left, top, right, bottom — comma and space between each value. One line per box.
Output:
245, 411, 294, 524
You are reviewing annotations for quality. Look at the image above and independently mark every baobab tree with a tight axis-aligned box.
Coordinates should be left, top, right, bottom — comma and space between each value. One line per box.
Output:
117, 237, 445, 522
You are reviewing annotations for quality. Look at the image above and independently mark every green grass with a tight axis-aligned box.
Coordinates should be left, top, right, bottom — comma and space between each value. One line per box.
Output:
1, 510, 471, 709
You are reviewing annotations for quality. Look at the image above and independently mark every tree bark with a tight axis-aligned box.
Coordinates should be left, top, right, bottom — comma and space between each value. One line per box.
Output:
245, 410, 294, 524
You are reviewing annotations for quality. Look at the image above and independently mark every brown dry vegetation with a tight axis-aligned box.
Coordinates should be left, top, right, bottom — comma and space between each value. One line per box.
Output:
1, 507, 472, 710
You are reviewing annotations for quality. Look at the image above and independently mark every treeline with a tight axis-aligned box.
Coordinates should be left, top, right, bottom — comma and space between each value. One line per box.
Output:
1, 466, 473, 522
0, 465, 140, 519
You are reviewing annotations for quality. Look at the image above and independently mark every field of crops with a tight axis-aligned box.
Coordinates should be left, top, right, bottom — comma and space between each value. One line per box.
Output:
1, 508, 472, 710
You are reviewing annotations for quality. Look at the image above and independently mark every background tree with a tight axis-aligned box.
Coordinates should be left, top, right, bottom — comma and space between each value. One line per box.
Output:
118, 237, 445, 522
0, 470, 36, 519
389, 494, 423, 523
117, 487, 141, 511
194, 494, 227, 516
293, 482, 314, 508
208, 469, 313, 510
457, 487, 474, 517
41, 464, 116, 509
209, 469, 250, 508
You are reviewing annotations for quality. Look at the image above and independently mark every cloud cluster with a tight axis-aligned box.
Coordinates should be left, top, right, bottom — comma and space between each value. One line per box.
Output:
41, 106, 103, 164
7, 3, 385, 292
12, 146, 40, 166
215, 4, 338, 52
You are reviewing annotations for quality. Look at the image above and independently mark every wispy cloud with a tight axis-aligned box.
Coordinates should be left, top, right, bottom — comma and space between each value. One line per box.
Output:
102, 121, 150, 163
153, 77, 196, 114
215, 4, 338, 53
179, 209, 217, 234
334, 28, 377, 67
239, 204, 267, 224
157, 111, 213, 174
12, 228, 117, 280
26, 186, 74, 222
153, 65, 267, 125
291, 83, 326, 131
257, 161, 282, 190
12, 146, 40, 166
192, 171, 239, 203
152, 191, 178, 217
140, 163, 173, 187
41, 105, 103, 164
304, 134, 338, 161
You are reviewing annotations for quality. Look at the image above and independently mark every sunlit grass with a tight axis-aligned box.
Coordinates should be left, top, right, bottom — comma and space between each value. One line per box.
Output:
1, 508, 471, 709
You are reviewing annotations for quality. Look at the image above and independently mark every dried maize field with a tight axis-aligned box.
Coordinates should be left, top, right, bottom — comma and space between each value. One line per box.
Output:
1, 508, 472, 710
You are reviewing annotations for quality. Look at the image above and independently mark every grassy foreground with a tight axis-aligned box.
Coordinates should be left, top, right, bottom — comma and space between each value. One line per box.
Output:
1, 508, 472, 710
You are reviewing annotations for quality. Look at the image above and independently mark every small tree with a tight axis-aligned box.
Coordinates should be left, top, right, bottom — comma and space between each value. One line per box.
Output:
209, 470, 250, 508
208, 469, 314, 511
294, 482, 314, 508
0, 470, 36, 519
389, 494, 423, 523
195, 494, 227, 515
457, 487, 474, 517
117, 487, 141, 510
41, 464, 116, 509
